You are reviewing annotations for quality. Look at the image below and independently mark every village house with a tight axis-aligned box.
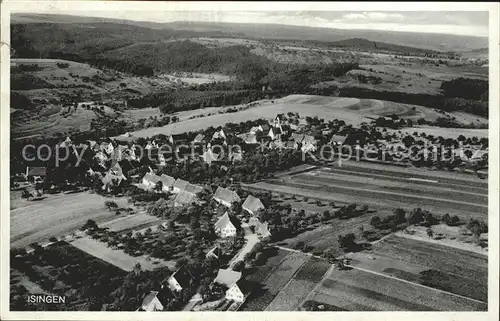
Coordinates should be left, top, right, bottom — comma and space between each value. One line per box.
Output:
159, 174, 176, 192
214, 268, 242, 288
274, 114, 287, 128
213, 187, 241, 207
249, 217, 272, 239
238, 132, 258, 145
213, 269, 249, 303
138, 291, 164, 311
212, 129, 227, 141
101, 172, 126, 192
249, 125, 264, 134
193, 133, 206, 144
174, 190, 198, 207
202, 149, 220, 165
145, 141, 159, 150
100, 142, 114, 155
25, 166, 47, 183
214, 212, 238, 238
226, 280, 250, 303
242, 195, 265, 215
301, 135, 317, 153
57, 136, 73, 148
268, 127, 283, 141
330, 134, 347, 146
167, 266, 195, 292
172, 178, 190, 193
142, 172, 161, 189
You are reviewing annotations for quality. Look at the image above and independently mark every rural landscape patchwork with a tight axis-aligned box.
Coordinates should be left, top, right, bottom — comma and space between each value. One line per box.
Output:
8, 11, 490, 313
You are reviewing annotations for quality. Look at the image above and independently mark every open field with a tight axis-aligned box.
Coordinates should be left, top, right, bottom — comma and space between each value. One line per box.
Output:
70, 236, 175, 272
246, 160, 488, 220
394, 225, 487, 255
123, 94, 484, 138
391, 126, 488, 139
265, 257, 331, 311
361, 235, 488, 302
10, 192, 129, 249
308, 267, 486, 311
100, 213, 161, 232
241, 250, 309, 311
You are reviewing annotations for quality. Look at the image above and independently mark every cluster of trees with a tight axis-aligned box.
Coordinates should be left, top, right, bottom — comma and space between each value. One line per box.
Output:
441, 77, 488, 101
416, 117, 488, 129
11, 242, 126, 311
337, 86, 488, 117
11, 73, 54, 90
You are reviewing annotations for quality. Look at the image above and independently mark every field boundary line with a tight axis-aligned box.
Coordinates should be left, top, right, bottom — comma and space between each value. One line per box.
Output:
263, 253, 312, 311
270, 179, 488, 209
297, 262, 336, 310
346, 265, 487, 305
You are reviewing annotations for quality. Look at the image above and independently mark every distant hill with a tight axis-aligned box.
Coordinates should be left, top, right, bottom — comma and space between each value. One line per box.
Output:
327, 38, 438, 55
163, 21, 488, 52
11, 13, 488, 52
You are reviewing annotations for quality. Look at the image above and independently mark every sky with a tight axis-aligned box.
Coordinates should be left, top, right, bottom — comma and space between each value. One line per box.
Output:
13, 8, 489, 37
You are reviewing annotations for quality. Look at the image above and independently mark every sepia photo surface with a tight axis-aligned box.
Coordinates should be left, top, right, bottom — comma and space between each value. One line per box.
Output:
1, 2, 499, 320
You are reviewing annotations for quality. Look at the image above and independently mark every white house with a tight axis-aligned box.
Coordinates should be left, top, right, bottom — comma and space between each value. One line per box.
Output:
213, 187, 241, 207
226, 280, 248, 303
159, 174, 176, 192
242, 195, 265, 215
167, 266, 195, 292
212, 129, 227, 140
142, 172, 161, 188
214, 212, 238, 238
172, 178, 190, 193
139, 291, 164, 311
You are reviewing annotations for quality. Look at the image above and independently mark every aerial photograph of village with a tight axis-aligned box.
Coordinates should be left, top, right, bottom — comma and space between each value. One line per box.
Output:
7, 8, 490, 313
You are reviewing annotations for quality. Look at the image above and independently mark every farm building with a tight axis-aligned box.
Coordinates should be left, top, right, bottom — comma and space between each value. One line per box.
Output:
167, 266, 196, 292
142, 173, 161, 188
268, 127, 283, 141
242, 195, 265, 215
100, 142, 114, 155
193, 133, 206, 143
214, 269, 242, 287
301, 135, 317, 153
249, 217, 272, 239
214, 212, 238, 238
213, 187, 241, 207
330, 135, 347, 146
101, 172, 127, 192
238, 132, 258, 144
212, 129, 227, 140
172, 178, 190, 193
138, 291, 164, 311
203, 149, 220, 165
145, 141, 159, 150
174, 190, 198, 207
25, 166, 47, 182
226, 280, 251, 303
159, 174, 176, 192
249, 125, 264, 133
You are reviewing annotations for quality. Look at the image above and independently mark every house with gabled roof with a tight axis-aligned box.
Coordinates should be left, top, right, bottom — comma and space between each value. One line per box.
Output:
193, 133, 206, 144
174, 190, 198, 207
172, 178, 190, 193
100, 142, 114, 155
159, 174, 175, 192
57, 136, 73, 148
213, 187, 241, 207
212, 129, 227, 141
249, 125, 264, 133
238, 132, 258, 145
214, 212, 238, 238
25, 166, 47, 182
268, 127, 282, 141
142, 172, 161, 188
226, 279, 251, 303
101, 172, 126, 192
242, 195, 265, 215
167, 266, 195, 292
202, 149, 219, 165
301, 135, 317, 153
214, 268, 242, 287
138, 291, 164, 311
330, 134, 347, 146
